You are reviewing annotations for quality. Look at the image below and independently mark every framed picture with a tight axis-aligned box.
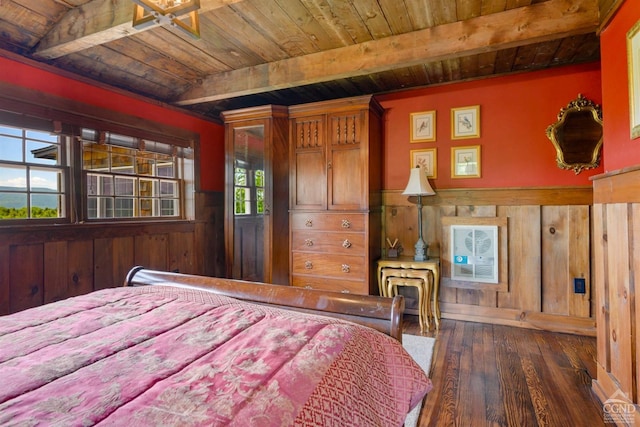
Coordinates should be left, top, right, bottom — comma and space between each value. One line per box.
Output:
410, 111, 436, 142
451, 145, 481, 178
628, 19, 640, 139
451, 105, 480, 139
410, 148, 437, 178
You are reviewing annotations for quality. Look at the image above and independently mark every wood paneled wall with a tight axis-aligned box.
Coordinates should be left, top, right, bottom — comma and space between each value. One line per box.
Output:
0, 191, 225, 315
383, 186, 595, 335
592, 166, 640, 420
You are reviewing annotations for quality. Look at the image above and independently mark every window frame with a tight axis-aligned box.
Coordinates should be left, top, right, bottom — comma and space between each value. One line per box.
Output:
0, 95, 198, 227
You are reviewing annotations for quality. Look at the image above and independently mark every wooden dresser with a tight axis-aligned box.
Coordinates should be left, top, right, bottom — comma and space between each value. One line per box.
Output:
289, 95, 383, 295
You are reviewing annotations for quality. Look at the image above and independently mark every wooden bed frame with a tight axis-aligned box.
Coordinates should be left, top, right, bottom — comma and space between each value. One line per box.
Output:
125, 267, 405, 341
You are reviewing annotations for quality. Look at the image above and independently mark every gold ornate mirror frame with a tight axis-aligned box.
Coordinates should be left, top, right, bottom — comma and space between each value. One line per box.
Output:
545, 94, 603, 174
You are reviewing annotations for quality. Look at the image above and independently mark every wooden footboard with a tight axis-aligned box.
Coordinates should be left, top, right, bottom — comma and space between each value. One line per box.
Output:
125, 267, 405, 342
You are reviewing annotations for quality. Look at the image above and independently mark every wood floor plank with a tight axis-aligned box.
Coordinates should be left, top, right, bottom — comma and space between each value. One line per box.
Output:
404, 317, 604, 427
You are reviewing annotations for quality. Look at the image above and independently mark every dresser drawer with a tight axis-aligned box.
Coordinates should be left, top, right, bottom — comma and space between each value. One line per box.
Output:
291, 252, 366, 278
291, 212, 365, 232
291, 275, 366, 294
291, 230, 365, 254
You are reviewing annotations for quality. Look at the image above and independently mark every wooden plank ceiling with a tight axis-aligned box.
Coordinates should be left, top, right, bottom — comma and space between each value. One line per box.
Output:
0, 0, 608, 123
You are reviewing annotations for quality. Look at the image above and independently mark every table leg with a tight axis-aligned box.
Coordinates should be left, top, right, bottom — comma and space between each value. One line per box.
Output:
432, 268, 440, 329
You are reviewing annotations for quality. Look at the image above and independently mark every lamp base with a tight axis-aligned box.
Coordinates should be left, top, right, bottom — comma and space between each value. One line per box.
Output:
414, 238, 427, 261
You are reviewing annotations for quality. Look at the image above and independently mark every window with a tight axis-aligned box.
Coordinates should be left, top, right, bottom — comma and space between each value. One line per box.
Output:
82, 130, 185, 219
82, 130, 189, 219
0, 120, 194, 223
0, 124, 66, 220
233, 163, 264, 216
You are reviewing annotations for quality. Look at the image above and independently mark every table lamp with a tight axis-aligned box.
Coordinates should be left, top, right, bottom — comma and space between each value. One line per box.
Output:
402, 166, 436, 261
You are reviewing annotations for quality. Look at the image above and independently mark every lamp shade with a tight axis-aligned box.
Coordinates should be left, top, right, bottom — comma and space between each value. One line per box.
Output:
402, 166, 436, 196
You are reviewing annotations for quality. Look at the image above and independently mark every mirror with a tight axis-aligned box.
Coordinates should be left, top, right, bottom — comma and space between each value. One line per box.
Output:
232, 125, 265, 282
546, 94, 603, 174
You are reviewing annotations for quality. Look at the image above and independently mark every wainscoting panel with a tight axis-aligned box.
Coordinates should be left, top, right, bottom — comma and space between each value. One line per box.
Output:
592, 166, 640, 419
383, 187, 594, 335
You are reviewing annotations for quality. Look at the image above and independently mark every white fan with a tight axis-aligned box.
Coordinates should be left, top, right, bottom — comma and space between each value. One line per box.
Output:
464, 230, 493, 254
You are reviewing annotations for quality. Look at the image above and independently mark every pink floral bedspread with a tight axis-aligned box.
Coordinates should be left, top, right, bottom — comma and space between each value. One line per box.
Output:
0, 286, 432, 426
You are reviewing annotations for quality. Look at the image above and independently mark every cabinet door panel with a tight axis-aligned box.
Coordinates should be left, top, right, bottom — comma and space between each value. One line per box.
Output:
293, 150, 326, 208
329, 147, 363, 209
327, 111, 364, 210
291, 116, 326, 210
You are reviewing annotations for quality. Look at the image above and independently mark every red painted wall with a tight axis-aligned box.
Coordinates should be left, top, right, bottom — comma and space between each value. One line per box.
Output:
0, 55, 225, 191
600, 0, 640, 171
377, 63, 603, 191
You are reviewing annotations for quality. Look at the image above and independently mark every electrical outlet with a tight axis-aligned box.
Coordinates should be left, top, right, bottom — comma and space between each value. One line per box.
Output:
574, 278, 586, 294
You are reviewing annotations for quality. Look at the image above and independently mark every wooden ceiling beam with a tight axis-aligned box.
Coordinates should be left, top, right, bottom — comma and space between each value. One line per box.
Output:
175, 0, 599, 105
33, 0, 245, 60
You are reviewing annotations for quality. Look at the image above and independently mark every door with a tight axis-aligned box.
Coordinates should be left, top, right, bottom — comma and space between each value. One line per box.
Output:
229, 124, 266, 282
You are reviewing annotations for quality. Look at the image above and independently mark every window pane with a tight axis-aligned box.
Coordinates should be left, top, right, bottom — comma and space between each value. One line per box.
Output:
160, 199, 178, 216
140, 198, 155, 216
160, 180, 176, 197
256, 188, 264, 214
112, 155, 134, 174
234, 188, 249, 214
139, 179, 155, 197
99, 197, 114, 218
0, 165, 26, 189
115, 176, 134, 196
0, 192, 27, 218
84, 143, 110, 170
0, 135, 23, 162
31, 194, 62, 218
25, 130, 58, 143
137, 156, 154, 176
30, 169, 61, 192
27, 140, 59, 165
0, 125, 22, 137
99, 175, 114, 196
87, 197, 97, 218
235, 167, 247, 185
114, 198, 133, 217
157, 155, 174, 177
255, 170, 264, 187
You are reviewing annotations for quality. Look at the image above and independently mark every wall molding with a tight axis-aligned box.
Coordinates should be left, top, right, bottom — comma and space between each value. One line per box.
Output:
383, 186, 593, 207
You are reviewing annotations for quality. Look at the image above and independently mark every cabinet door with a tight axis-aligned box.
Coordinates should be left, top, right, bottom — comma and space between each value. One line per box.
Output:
327, 111, 365, 210
290, 116, 326, 210
227, 123, 267, 282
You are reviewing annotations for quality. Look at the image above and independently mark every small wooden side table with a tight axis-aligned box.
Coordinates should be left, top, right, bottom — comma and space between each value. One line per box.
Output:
377, 256, 441, 329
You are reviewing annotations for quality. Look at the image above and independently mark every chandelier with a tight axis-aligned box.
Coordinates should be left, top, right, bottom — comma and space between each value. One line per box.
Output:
132, 0, 201, 39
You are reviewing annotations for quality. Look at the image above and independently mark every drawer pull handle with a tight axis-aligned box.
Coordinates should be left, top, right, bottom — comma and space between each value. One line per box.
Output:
305, 219, 313, 227
305, 261, 313, 270
341, 264, 350, 273
342, 239, 351, 248
341, 219, 351, 229
341, 289, 350, 293
304, 285, 313, 289
305, 239, 314, 247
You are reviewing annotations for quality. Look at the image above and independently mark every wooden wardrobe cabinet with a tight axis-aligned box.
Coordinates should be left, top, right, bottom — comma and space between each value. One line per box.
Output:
222, 105, 289, 285
289, 95, 383, 295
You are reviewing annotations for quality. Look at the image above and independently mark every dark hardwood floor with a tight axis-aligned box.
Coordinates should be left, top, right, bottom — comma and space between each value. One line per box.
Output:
402, 317, 605, 427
